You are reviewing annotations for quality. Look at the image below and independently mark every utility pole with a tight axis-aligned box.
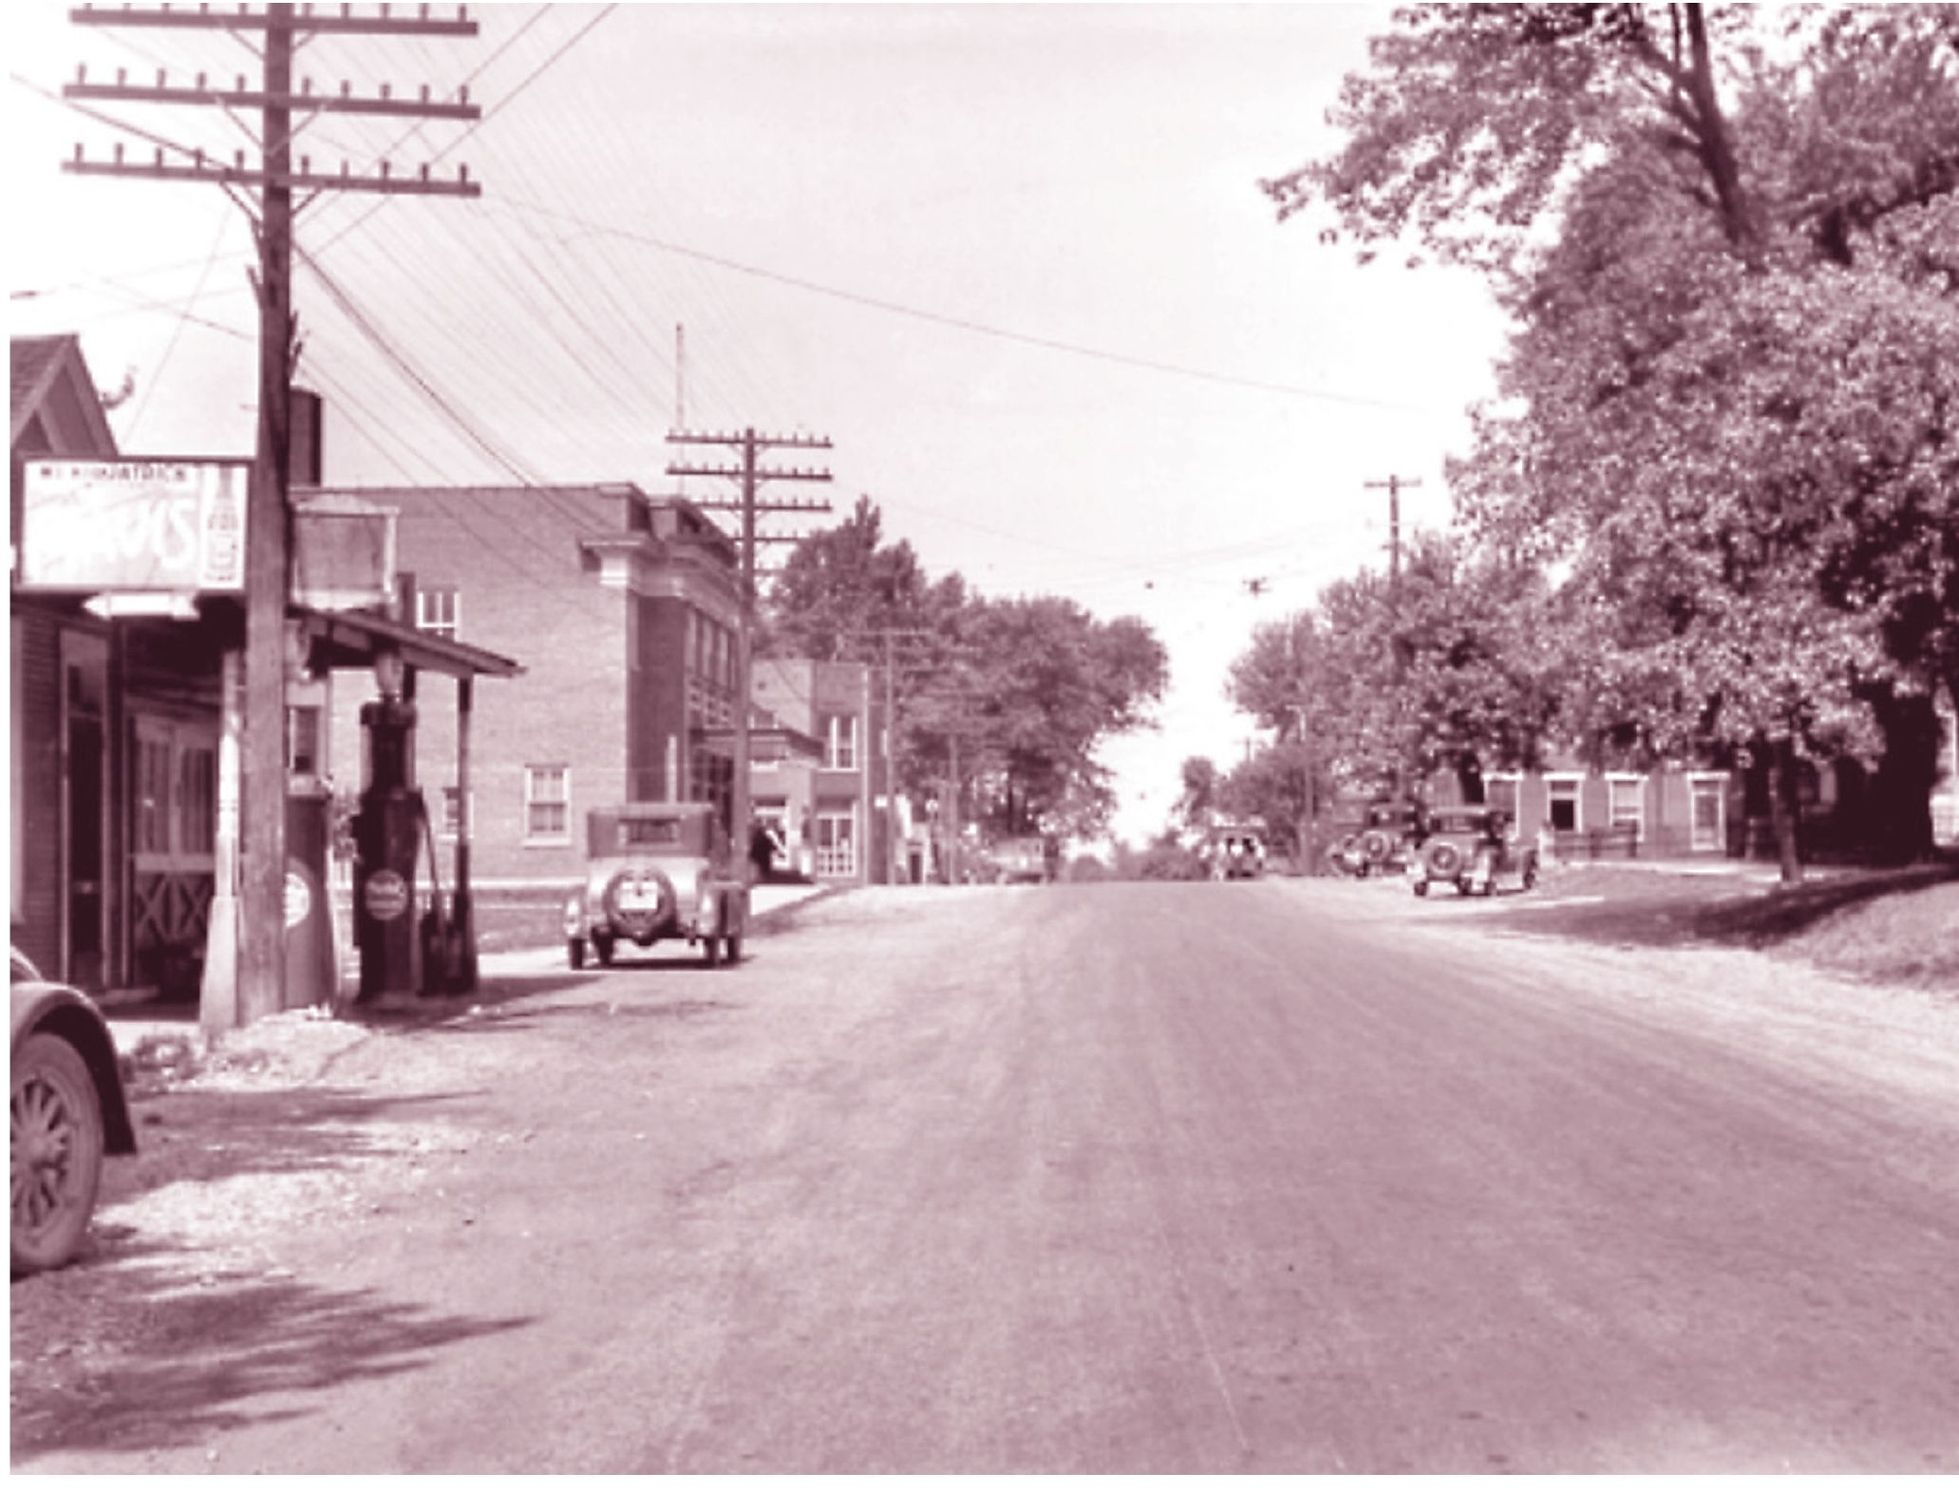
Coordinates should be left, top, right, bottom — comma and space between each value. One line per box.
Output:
1364, 474, 1421, 800
666, 430, 832, 854
841, 625, 935, 885
66, 2, 480, 1029
1364, 473, 1420, 591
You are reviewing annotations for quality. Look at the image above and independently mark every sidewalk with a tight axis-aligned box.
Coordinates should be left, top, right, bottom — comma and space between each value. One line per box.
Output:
102, 879, 839, 1062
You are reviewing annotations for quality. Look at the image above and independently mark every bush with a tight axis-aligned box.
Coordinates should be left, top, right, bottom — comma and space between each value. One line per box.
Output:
1137, 843, 1208, 881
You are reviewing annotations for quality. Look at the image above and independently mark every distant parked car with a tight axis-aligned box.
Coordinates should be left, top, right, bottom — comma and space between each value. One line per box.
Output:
986, 836, 1050, 885
11, 949, 136, 1275
1203, 827, 1266, 880
563, 803, 750, 969
1407, 807, 1540, 898
1329, 798, 1425, 878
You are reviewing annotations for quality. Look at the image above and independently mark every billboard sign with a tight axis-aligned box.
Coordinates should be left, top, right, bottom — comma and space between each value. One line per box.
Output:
18, 459, 248, 593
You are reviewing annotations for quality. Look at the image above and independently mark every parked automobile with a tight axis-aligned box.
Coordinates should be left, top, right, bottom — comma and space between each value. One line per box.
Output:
1329, 798, 1425, 878
11, 949, 136, 1275
985, 836, 1050, 885
1407, 806, 1540, 897
1203, 827, 1266, 880
563, 803, 750, 969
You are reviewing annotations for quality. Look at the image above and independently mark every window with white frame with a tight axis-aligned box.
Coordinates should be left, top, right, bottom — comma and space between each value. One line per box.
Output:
1545, 774, 1583, 833
815, 807, 856, 877
438, 786, 472, 839
287, 703, 322, 777
523, 764, 570, 843
1606, 774, 1646, 841
416, 585, 459, 640
822, 712, 858, 771
1688, 772, 1727, 852
1485, 772, 1521, 820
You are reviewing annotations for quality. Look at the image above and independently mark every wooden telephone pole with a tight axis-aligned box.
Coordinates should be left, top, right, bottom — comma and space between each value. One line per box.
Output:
65, 2, 481, 1028
665, 430, 832, 851
1364, 473, 1421, 799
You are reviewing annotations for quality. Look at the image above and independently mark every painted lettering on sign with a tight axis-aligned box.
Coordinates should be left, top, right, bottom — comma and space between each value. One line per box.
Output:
363, 869, 409, 923
18, 459, 249, 592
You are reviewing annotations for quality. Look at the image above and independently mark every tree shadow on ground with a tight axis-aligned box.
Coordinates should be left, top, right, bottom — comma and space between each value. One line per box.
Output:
98, 1086, 481, 1210
10, 1243, 532, 1460
1482, 861, 1959, 952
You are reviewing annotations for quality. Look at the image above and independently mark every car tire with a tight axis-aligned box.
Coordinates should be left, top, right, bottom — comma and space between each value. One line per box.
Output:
1412, 881, 1428, 898
568, 937, 586, 970
11, 1032, 107, 1276
1361, 830, 1390, 864
1426, 842, 1463, 880
593, 932, 616, 966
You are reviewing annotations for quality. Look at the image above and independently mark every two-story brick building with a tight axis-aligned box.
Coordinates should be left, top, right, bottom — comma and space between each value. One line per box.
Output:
750, 655, 894, 884
312, 483, 750, 891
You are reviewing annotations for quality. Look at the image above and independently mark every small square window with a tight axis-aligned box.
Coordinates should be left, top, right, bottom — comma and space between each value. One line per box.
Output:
416, 586, 459, 640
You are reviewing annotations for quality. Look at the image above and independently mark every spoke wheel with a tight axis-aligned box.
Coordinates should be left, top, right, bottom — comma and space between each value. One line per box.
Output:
12, 1033, 106, 1276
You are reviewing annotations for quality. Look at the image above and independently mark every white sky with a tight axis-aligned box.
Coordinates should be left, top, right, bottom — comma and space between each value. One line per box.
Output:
7, 2, 1509, 845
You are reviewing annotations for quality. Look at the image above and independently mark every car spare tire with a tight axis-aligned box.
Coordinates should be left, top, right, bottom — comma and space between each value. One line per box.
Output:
1424, 841, 1464, 880
1361, 830, 1391, 863
602, 867, 674, 937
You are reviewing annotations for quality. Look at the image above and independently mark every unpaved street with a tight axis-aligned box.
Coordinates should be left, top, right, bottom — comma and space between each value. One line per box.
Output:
13, 880, 1959, 1473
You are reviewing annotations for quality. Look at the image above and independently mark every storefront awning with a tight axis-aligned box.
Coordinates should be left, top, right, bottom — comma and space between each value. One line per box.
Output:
293, 605, 522, 680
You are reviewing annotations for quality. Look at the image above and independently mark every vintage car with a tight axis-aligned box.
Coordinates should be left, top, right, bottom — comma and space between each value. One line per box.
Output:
1203, 826, 1266, 880
563, 803, 750, 969
1407, 806, 1540, 897
1329, 798, 1425, 878
12, 949, 137, 1275
985, 836, 1050, 885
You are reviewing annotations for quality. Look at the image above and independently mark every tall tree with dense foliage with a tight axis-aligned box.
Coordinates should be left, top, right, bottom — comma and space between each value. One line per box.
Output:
765, 505, 1169, 842
1266, 4, 1959, 878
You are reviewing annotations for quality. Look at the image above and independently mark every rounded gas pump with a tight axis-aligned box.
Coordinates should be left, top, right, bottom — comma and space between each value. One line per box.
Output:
354, 674, 421, 1000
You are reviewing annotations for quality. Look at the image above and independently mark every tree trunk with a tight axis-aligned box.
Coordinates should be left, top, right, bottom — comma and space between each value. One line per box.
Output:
1769, 736, 1804, 885
1683, 4, 1761, 256
1869, 685, 1940, 865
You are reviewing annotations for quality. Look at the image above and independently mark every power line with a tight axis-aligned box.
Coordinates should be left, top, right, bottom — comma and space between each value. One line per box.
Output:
497, 194, 1442, 415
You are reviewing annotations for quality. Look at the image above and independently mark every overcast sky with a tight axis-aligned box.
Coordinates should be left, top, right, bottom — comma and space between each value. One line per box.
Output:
8, 2, 1510, 844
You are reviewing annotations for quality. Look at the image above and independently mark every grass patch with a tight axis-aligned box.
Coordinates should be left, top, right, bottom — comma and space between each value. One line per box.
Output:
1486, 859, 1959, 990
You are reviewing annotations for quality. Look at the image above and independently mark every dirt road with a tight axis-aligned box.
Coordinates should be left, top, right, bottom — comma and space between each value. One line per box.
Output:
13, 880, 1959, 1472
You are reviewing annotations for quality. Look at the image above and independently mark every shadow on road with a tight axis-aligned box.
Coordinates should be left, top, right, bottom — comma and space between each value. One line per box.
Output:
10, 1244, 532, 1461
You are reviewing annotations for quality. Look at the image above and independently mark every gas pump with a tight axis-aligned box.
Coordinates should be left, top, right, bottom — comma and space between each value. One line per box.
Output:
354, 648, 422, 999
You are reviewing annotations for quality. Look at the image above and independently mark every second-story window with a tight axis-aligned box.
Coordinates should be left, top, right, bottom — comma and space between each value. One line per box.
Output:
822, 712, 858, 771
417, 586, 459, 640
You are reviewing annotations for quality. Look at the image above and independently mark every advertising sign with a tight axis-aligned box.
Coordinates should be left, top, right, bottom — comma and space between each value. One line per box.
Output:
18, 459, 248, 593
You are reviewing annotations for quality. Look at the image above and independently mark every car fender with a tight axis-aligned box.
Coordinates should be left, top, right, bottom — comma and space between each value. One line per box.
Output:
11, 986, 137, 1156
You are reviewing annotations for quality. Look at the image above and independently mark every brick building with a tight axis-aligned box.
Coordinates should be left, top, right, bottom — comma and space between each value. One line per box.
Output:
750, 656, 895, 884
313, 483, 747, 890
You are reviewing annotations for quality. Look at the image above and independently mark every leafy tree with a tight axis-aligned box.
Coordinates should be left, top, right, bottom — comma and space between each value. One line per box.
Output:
1175, 756, 1221, 831
1228, 537, 1561, 808
765, 506, 1169, 843
761, 494, 935, 661
1268, 4, 1959, 878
